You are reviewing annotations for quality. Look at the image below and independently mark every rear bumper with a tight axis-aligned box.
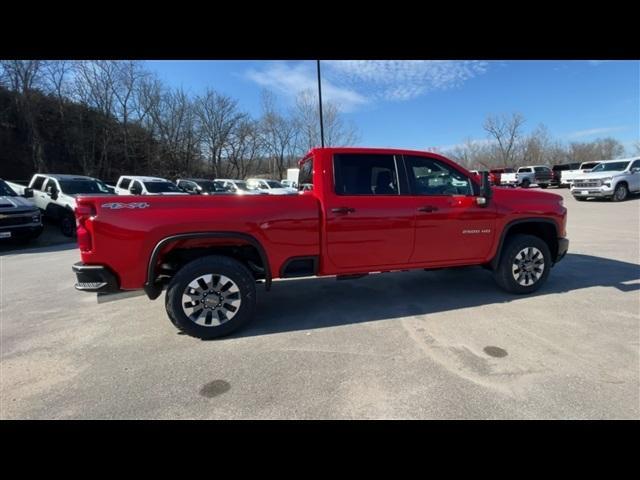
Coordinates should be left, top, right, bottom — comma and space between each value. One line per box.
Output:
72, 262, 120, 293
555, 238, 569, 264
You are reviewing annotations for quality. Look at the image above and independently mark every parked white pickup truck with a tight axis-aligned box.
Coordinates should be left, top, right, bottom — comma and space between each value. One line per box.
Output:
571, 157, 640, 202
500, 166, 552, 188
7, 174, 114, 236
560, 161, 600, 187
114, 176, 188, 196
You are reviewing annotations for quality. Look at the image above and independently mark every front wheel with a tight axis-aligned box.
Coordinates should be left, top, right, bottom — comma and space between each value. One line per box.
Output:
165, 255, 257, 339
520, 179, 531, 189
539, 184, 548, 189
493, 234, 551, 294
612, 183, 628, 202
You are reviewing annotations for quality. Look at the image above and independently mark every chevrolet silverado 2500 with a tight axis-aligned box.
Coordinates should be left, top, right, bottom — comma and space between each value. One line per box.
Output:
72, 148, 569, 339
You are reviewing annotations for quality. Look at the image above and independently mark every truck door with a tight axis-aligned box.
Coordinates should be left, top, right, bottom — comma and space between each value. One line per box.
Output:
35, 178, 57, 211
402, 155, 497, 264
324, 153, 415, 270
629, 159, 640, 192
30, 175, 48, 210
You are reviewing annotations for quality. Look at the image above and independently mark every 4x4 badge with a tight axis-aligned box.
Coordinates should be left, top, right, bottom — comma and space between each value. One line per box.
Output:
101, 202, 150, 209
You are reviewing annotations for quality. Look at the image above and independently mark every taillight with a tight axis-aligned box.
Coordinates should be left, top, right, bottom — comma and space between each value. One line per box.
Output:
75, 202, 96, 252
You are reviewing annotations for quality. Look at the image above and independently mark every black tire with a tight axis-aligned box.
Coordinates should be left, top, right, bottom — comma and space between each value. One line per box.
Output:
573, 196, 587, 201
539, 184, 548, 189
165, 255, 256, 339
611, 183, 628, 202
521, 179, 531, 189
492, 234, 551, 294
60, 213, 76, 237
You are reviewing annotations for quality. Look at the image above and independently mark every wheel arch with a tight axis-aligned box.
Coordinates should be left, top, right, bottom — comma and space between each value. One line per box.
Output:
144, 232, 271, 299
489, 219, 559, 271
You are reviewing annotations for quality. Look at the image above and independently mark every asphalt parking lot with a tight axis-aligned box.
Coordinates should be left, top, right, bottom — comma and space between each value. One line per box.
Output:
1, 188, 639, 419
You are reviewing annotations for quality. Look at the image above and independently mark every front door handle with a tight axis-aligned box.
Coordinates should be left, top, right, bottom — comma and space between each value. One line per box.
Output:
332, 207, 355, 214
417, 205, 438, 213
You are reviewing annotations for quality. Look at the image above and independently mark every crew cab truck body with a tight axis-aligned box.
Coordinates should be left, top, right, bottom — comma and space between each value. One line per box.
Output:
73, 147, 569, 339
500, 166, 552, 188
571, 157, 640, 202
0, 179, 43, 243
8, 174, 113, 237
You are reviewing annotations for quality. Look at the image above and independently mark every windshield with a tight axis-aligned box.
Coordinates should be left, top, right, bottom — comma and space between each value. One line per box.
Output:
590, 162, 629, 173
232, 181, 249, 191
58, 179, 111, 194
581, 162, 599, 170
195, 181, 225, 193
0, 181, 17, 196
144, 181, 183, 193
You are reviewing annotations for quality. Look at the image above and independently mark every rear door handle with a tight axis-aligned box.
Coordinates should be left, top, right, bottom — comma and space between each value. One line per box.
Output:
417, 205, 438, 213
332, 207, 355, 214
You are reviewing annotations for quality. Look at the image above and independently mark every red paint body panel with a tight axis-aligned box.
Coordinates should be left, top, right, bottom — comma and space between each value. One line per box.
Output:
75, 147, 566, 291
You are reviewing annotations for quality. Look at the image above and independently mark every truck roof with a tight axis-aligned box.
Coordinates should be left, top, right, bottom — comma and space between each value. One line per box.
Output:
593, 157, 639, 164
119, 176, 170, 182
36, 174, 100, 181
307, 146, 454, 157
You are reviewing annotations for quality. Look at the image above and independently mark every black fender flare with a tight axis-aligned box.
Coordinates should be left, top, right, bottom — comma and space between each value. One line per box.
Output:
144, 231, 272, 299
489, 218, 559, 270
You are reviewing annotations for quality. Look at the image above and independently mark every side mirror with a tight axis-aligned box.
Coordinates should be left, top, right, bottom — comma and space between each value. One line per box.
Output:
631, 167, 640, 174
48, 188, 59, 200
23, 188, 34, 198
477, 171, 492, 207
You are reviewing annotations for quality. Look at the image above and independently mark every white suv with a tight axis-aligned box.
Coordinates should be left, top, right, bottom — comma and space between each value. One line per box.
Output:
115, 176, 187, 196
571, 157, 640, 201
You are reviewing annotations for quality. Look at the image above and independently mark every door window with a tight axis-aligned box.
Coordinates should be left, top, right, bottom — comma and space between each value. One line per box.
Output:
404, 155, 472, 196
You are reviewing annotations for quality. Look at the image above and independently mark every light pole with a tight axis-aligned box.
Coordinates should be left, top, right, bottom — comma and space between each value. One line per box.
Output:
317, 60, 325, 148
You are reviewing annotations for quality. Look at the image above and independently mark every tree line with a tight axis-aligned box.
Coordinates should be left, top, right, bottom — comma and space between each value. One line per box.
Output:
1, 61, 635, 183
0, 60, 358, 182
442, 112, 634, 171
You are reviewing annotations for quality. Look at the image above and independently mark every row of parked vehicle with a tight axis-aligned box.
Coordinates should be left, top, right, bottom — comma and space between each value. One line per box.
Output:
1, 173, 301, 242
2, 157, 639, 246
471, 158, 640, 202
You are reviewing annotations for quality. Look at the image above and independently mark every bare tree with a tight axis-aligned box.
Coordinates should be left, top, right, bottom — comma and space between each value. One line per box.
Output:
194, 89, 245, 177
293, 89, 359, 155
223, 119, 264, 179
568, 137, 626, 163
260, 90, 297, 179
483, 112, 526, 167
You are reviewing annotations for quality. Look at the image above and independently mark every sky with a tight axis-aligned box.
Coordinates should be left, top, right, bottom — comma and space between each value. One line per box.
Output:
145, 60, 640, 154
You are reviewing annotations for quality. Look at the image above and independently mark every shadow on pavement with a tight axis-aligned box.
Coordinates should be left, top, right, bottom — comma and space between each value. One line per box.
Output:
0, 220, 75, 256
232, 253, 640, 339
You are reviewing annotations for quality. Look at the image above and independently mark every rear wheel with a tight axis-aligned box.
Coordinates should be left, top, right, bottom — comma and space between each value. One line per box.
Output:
539, 184, 548, 189
165, 255, 256, 339
60, 213, 76, 237
493, 234, 551, 294
612, 183, 628, 202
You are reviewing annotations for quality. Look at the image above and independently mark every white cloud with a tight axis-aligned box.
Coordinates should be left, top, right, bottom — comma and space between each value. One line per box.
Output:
245, 62, 367, 112
567, 126, 628, 139
324, 60, 489, 101
244, 60, 489, 111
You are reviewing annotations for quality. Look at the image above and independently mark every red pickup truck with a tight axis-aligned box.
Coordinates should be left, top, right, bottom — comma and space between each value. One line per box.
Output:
73, 147, 568, 339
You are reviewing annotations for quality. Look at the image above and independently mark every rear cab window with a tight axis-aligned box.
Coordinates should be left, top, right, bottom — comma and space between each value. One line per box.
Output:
333, 154, 399, 195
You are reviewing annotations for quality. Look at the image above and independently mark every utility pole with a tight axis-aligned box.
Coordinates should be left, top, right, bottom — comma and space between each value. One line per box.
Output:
317, 60, 325, 148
